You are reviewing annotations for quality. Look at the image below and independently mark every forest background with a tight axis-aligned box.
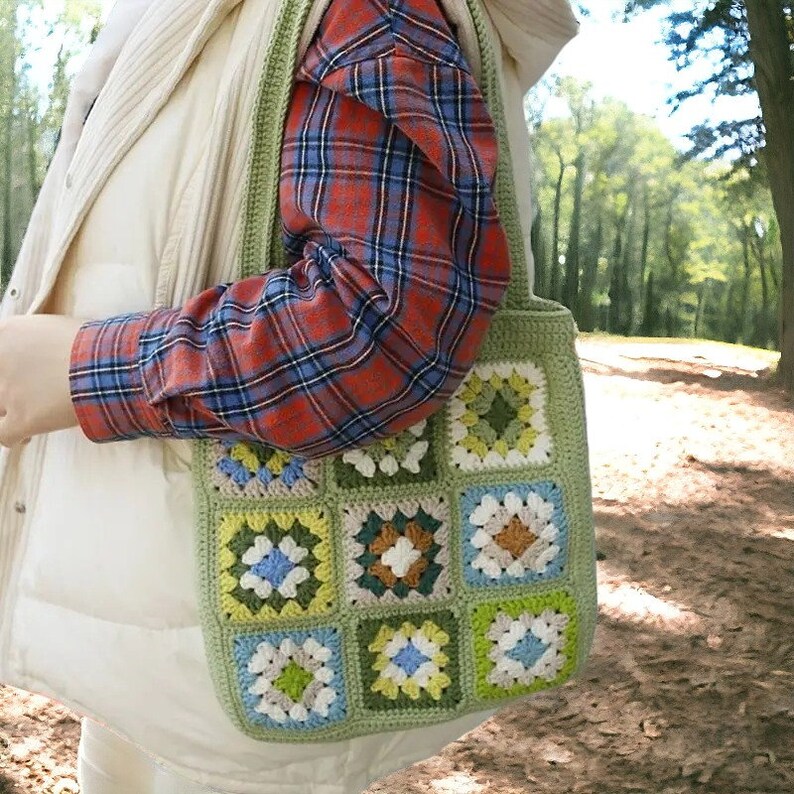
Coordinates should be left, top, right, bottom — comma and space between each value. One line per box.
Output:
0, 0, 789, 388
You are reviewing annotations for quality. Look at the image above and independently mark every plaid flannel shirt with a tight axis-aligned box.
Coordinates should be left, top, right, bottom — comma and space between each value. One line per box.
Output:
68, 0, 512, 459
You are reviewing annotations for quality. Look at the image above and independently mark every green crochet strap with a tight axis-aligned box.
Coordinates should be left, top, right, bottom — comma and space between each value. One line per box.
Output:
466, 0, 535, 313
239, 0, 314, 280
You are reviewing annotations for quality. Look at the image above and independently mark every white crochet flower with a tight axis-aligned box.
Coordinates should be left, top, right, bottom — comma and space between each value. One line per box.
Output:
485, 609, 569, 688
248, 636, 338, 724
342, 420, 429, 477
380, 536, 424, 578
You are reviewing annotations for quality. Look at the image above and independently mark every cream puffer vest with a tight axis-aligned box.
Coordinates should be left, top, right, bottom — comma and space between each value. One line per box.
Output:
0, 1, 578, 791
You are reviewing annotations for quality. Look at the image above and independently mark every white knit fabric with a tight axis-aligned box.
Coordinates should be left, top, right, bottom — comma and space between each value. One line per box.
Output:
62, 0, 158, 152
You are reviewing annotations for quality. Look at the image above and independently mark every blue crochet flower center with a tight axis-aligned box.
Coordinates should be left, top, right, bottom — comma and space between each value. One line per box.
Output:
506, 632, 548, 668
392, 642, 431, 676
250, 548, 296, 588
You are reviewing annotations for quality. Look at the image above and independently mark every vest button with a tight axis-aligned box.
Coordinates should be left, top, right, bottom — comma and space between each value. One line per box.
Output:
8, 287, 19, 299
65, 173, 74, 189
13, 501, 25, 514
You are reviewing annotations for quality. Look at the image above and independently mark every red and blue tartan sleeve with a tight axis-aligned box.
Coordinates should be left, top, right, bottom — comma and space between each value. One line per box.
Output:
68, 0, 513, 458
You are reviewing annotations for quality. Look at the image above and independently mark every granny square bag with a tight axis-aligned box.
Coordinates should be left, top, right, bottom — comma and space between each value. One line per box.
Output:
192, 0, 597, 742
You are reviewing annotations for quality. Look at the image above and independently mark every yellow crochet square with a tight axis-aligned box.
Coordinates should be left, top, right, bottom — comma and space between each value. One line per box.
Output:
448, 361, 552, 471
218, 509, 334, 624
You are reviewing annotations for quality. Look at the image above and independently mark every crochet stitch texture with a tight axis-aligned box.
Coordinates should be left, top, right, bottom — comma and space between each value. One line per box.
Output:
193, 0, 598, 742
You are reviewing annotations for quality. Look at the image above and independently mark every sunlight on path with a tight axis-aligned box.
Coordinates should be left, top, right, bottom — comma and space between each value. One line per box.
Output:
430, 773, 486, 793
578, 336, 779, 376
597, 573, 702, 632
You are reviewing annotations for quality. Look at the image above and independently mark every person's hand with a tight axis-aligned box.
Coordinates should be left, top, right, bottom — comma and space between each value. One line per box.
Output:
0, 314, 86, 448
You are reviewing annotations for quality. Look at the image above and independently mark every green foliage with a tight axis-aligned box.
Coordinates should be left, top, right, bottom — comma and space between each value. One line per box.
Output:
621, 0, 794, 390
0, 2, 99, 289
529, 77, 779, 346
61, 0, 101, 30
0, 2, 783, 361
624, 0, 763, 162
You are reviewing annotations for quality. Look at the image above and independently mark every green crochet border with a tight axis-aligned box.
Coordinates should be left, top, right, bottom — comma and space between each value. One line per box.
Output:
192, 0, 597, 743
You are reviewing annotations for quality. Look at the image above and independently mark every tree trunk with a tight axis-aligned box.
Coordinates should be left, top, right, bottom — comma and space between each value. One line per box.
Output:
26, 99, 37, 198
608, 205, 632, 336
640, 271, 659, 336
724, 281, 737, 342
740, 222, 752, 344
638, 198, 652, 334
579, 213, 602, 332
620, 255, 633, 335
1, 41, 15, 292
767, 246, 780, 292
745, 0, 794, 389
550, 153, 566, 303
639, 194, 650, 291
663, 197, 682, 336
563, 148, 585, 314
531, 204, 547, 297
620, 198, 635, 334
755, 231, 772, 347
694, 280, 709, 339
607, 216, 624, 334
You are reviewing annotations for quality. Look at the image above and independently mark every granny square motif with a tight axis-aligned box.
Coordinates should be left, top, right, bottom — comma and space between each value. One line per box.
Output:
448, 361, 552, 471
342, 496, 451, 605
193, 0, 597, 744
357, 610, 462, 711
460, 481, 568, 587
472, 592, 578, 701
235, 627, 347, 730
218, 510, 334, 623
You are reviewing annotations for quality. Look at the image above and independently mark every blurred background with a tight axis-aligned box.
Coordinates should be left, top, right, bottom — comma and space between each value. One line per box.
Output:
0, 1, 107, 289
528, 0, 779, 355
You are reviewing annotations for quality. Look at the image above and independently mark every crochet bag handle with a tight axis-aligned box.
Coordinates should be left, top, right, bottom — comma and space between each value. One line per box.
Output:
466, 0, 537, 314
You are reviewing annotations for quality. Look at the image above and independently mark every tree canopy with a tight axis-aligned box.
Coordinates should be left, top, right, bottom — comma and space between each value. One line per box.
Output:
622, 0, 794, 390
529, 77, 780, 348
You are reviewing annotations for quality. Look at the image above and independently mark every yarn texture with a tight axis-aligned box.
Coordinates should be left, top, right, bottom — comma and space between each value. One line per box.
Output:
192, 0, 597, 743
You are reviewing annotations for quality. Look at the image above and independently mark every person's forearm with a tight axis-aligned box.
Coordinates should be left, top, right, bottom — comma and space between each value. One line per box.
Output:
69, 218, 510, 457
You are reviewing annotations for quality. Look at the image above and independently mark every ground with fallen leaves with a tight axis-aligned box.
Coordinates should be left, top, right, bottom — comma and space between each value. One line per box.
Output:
1, 336, 792, 794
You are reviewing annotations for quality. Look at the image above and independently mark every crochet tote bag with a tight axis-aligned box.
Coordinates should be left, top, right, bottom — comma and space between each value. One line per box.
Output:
192, 0, 597, 742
